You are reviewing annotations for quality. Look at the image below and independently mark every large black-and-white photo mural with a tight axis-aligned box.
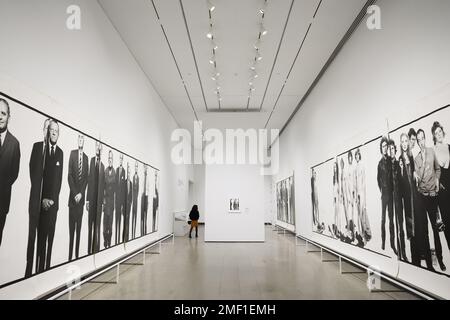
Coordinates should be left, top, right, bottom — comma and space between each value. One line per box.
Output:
0, 93, 160, 288
311, 105, 450, 282
276, 175, 295, 230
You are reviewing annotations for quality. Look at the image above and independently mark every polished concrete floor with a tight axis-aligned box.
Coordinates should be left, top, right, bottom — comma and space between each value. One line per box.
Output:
61, 225, 421, 300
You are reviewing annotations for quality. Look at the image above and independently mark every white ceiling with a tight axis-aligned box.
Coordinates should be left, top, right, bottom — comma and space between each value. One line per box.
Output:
98, 0, 366, 132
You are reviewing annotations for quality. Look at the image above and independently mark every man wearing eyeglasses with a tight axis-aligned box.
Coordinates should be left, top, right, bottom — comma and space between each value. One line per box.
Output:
0, 98, 21, 248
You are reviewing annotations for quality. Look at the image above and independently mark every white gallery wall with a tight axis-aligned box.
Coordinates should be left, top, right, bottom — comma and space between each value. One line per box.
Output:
205, 164, 265, 242
0, 0, 191, 299
192, 164, 206, 223
274, 0, 450, 299
264, 175, 275, 224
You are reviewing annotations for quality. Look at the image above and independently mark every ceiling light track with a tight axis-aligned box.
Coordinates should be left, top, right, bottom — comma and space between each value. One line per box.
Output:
204, 0, 222, 109
275, 0, 377, 135
257, 0, 294, 111
264, 0, 323, 128
264, 22, 312, 128
179, 0, 210, 112
98, 0, 196, 124
246, 0, 269, 110
146, 0, 200, 121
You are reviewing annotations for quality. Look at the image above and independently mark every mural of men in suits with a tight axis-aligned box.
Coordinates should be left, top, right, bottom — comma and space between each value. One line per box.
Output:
103, 150, 115, 248
25, 118, 50, 277
140, 165, 148, 236
131, 161, 139, 239
86, 141, 105, 254
36, 120, 63, 273
152, 171, 159, 232
123, 163, 132, 242
115, 154, 126, 244
67, 135, 89, 261
0, 99, 20, 247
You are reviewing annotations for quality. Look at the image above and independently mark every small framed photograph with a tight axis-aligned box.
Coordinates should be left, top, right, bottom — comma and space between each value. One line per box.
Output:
228, 198, 240, 213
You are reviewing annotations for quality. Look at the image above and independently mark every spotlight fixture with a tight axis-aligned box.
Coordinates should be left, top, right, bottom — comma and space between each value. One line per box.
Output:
254, 39, 261, 50
206, 0, 221, 99
206, 24, 214, 39
207, 0, 215, 12
247, 0, 268, 105
260, 24, 268, 36
259, 0, 268, 14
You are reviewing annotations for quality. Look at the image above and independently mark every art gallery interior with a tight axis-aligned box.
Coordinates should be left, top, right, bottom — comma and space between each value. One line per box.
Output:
0, 0, 449, 301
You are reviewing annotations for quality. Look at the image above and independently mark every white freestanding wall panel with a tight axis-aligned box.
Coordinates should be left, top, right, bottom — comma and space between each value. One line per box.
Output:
205, 164, 265, 242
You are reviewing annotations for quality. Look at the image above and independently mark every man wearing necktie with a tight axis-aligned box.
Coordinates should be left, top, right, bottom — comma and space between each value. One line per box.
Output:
115, 154, 126, 244
86, 141, 105, 254
103, 150, 115, 248
25, 118, 50, 276
67, 135, 89, 260
131, 161, 139, 239
123, 163, 132, 242
140, 165, 148, 236
36, 120, 63, 273
0, 98, 21, 247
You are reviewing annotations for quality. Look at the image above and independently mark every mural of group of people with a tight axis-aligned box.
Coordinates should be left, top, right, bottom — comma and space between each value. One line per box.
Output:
276, 175, 295, 226
229, 198, 240, 212
311, 105, 450, 277
312, 148, 371, 248
0, 95, 160, 287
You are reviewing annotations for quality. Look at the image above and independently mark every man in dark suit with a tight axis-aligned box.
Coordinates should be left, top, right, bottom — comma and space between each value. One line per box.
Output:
152, 171, 159, 232
377, 136, 396, 254
103, 150, 115, 248
25, 118, 50, 277
123, 163, 132, 242
131, 161, 139, 239
0, 98, 21, 247
67, 134, 89, 261
86, 141, 105, 254
140, 165, 148, 236
283, 181, 288, 222
36, 120, 63, 273
115, 154, 126, 244
289, 177, 295, 224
